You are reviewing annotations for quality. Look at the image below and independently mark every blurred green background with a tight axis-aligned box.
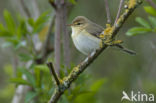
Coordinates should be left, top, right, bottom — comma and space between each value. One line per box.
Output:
0, 0, 156, 103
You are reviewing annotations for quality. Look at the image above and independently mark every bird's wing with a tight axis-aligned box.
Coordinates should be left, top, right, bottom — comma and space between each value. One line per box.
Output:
85, 22, 104, 38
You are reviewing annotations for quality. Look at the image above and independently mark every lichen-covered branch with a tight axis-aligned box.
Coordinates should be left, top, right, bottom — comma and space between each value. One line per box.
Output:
112, 0, 142, 38
48, 0, 142, 103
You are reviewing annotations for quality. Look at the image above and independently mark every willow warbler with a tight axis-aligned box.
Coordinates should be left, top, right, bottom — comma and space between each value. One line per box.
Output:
69, 16, 136, 55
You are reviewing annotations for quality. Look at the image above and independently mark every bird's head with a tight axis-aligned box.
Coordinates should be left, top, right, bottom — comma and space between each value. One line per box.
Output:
68, 16, 90, 30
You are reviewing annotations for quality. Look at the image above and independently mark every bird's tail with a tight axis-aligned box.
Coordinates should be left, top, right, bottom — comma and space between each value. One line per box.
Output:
113, 44, 136, 55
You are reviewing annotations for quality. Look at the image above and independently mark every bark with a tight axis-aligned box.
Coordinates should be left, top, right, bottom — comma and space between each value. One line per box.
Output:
54, 8, 61, 74
61, 4, 71, 68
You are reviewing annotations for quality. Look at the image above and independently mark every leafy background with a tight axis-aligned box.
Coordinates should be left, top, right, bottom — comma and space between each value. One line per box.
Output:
0, 0, 156, 103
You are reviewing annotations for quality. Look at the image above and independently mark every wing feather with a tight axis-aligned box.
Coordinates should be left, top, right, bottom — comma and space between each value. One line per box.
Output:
85, 22, 104, 38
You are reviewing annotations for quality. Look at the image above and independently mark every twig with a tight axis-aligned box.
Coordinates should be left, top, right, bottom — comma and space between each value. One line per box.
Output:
146, 0, 156, 9
20, 0, 31, 18
49, 0, 57, 10
47, 62, 60, 86
114, 0, 124, 25
32, 0, 40, 19
112, 0, 142, 38
48, 0, 143, 103
36, 14, 55, 64
104, 0, 111, 24
49, 90, 63, 103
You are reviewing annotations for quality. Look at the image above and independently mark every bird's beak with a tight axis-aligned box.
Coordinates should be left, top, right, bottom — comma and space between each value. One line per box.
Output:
66, 24, 73, 26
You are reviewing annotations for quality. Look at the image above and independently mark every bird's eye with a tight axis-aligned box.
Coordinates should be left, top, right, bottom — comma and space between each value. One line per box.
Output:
77, 23, 81, 25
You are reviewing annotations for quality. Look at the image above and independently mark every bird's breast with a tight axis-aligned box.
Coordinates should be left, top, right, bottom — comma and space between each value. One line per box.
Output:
71, 30, 102, 55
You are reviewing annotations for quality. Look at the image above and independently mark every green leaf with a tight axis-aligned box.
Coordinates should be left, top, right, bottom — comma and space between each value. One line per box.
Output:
90, 78, 107, 92
20, 68, 36, 88
68, 0, 77, 4
10, 78, 31, 85
148, 16, 156, 28
33, 11, 50, 33
28, 18, 35, 27
3, 10, 16, 33
35, 11, 50, 26
73, 92, 95, 103
135, 17, 151, 28
0, 23, 5, 31
34, 67, 41, 88
144, 6, 156, 16
0, 30, 13, 37
15, 40, 27, 50
0, 24, 13, 37
17, 15, 27, 38
34, 65, 49, 73
126, 27, 152, 36
5, 37, 19, 46
18, 53, 33, 62
25, 91, 39, 103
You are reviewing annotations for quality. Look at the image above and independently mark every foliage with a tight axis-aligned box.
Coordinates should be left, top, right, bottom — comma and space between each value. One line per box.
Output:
0, 10, 106, 103
126, 6, 156, 36
0, 10, 50, 50
0, 64, 15, 103
58, 74, 107, 103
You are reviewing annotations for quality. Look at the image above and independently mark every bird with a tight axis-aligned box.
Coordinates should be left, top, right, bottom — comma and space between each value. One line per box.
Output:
69, 16, 136, 55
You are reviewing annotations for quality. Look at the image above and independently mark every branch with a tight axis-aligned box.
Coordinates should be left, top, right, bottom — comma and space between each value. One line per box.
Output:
20, 0, 31, 18
114, 0, 124, 25
48, 0, 142, 103
31, 0, 40, 19
49, 0, 57, 10
47, 62, 60, 86
62, 3, 71, 68
36, 14, 55, 64
112, 0, 142, 38
146, 0, 156, 9
104, 0, 111, 24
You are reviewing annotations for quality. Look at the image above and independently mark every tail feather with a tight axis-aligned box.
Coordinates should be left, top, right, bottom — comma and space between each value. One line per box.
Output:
113, 44, 136, 55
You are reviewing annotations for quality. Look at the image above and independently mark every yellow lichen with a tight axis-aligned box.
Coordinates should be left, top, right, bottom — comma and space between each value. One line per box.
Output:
128, 0, 136, 8
67, 65, 80, 77
73, 66, 79, 72
99, 34, 105, 38
59, 79, 64, 84
103, 24, 114, 36
116, 16, 123, 25
98, 24, 114, 39
99, 41, 103, 48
